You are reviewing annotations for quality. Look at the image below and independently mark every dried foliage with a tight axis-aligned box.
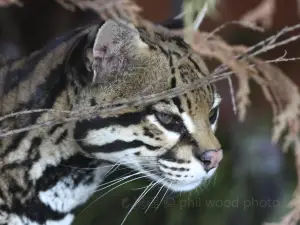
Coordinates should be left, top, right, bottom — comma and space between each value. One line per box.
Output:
55, 0, 148, 27
241, 0, 276, 28
0, 0, 22, 6
1, 0, 300, 225
240, 0, 300, 29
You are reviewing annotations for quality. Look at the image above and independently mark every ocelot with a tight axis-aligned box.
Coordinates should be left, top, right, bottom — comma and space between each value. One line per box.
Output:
0, 19, 223, 225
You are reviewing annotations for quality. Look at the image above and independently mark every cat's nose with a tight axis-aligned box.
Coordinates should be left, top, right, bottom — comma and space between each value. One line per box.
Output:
195, 149, 223, 172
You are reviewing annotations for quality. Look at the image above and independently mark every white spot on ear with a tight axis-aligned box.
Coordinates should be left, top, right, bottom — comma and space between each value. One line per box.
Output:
181, 112, 196, 133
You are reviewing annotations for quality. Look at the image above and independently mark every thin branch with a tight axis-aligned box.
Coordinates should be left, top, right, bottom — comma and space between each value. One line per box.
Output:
240, 0, 276, 28
1, 55, 299, 138
211, 23, 300, 76
205, 21, 265, 41
227, 77, 237, 115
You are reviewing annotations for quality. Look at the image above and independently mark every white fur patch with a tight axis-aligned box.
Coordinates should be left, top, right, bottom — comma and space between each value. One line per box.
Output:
94, 146, 150, 166
6, 215, 39, 225
83, 125, 162, 156
45, 214, 74, 225
85, 125, 155, 146
39, 180, 93, 213
181, 112, 196, 133
135, 36, 149, 49
39, 167, 107, 213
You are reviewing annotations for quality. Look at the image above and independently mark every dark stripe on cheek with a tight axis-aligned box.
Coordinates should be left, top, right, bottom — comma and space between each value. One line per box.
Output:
79, 140, 159, 153
73, 111, 147, 144
75, 111, 146, 131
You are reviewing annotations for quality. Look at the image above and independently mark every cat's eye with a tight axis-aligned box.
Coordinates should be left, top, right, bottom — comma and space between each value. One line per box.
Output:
155, 112, 174, 125
209, 107, 219, 124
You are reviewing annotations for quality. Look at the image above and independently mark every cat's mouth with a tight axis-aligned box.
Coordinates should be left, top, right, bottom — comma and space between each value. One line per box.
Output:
140, 164, 216, 192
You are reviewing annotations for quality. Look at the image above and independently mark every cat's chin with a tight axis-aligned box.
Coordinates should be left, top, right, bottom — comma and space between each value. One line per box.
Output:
165, 180, 203, 192
142, 167, 217, 192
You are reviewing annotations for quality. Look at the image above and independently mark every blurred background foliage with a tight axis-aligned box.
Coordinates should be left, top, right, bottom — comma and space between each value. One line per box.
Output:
1, 0, 300, 225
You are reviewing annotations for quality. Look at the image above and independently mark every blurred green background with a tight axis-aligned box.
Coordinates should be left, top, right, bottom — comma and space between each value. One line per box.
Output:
1, 0, 299, 225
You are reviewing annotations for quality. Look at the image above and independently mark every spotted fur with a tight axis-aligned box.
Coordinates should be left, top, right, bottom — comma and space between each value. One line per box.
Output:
0, 20, 222, 225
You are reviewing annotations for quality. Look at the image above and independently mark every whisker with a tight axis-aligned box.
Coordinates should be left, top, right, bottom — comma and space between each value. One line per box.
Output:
94, 168, 156, 195
120, 181, 155, 225
144, 178, 166, 213
155, 182, 172, 211
131, 185, 151, 191
212, 173, 218, 188
95, 172, 143, 192
103, 160, 121, 177
58, 163, 114, 170
58, 159, 160, 172
95, 171, 135, 190
78, 172, 150, 216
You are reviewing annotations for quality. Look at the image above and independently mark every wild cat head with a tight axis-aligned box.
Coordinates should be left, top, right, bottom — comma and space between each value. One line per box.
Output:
71, 20, 223, 192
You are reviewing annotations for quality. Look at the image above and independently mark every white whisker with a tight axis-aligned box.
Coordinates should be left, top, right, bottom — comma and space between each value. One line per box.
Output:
95, 172, 143, 193
104, 160, 121, 177
155, 182, 172, 211
144, 178, 166, 213
58, 163, 114, 170
120, 181, 155, 225
78, 172, 150, 216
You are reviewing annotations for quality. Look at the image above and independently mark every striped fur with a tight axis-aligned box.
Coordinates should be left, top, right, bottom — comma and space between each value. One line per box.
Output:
0, 20, 222, 225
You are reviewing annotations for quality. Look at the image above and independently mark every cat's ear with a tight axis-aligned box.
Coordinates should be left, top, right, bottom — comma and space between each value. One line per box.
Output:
89, 20, 149, 83
92, 19, 149, 59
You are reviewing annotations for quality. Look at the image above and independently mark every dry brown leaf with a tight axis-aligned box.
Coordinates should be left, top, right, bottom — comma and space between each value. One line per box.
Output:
0, 0, 22, 6
241, 0, 276, 28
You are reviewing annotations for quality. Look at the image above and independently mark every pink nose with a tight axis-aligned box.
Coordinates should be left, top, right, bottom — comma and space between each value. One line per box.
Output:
198, 149, 223, 172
